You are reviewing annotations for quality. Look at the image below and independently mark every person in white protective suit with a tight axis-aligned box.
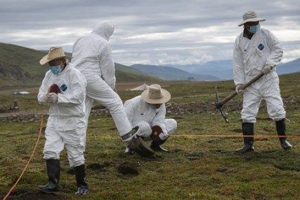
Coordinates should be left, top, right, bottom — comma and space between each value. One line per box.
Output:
123, 84, 177, 154
233, 11, 292, 153
37, 47, 88, 195
71, 21, 137, 143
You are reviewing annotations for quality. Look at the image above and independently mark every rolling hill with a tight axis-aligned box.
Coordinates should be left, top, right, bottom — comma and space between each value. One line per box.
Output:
130, 64, 219, 81
0, 43, 159, 90
1, 42, 298, 90
169, 59, 300, 80
131, 58, 300, 81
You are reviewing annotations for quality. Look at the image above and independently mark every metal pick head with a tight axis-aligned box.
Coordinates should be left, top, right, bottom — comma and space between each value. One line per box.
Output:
220, 109, 229, 123
215, 86, 229, 123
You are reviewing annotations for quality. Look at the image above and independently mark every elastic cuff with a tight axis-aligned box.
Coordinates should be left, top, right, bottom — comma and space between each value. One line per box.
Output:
159, 132, 169, 140
121, 132, 132, 141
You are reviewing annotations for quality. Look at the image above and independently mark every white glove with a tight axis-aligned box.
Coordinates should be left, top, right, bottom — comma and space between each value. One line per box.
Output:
47, 93, 58, 103
235, 84, 245, 93
38, 94, 48, 104
262, 65, 273, 75
42, 94, 48, 102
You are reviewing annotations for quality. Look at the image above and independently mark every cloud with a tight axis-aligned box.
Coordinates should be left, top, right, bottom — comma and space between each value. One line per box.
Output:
0, 0, 299, 65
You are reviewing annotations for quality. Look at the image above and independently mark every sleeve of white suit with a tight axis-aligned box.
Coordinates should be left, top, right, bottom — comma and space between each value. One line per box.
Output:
232, 36, 246, 86
37, 72, 51, 103
99, 44, 116, 89
265, 30, 283, 67
57, 72, 87, 105
152, 105, 167, 134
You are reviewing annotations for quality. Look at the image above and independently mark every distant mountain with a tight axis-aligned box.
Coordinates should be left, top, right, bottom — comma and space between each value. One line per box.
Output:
1, 42, 298, 89
0, 43, 159, 90
169, 59, 300, 80
130, 64, 219, 81
169, 60, 233, 80
277, 58, 300, 75
115, 63, 161, 82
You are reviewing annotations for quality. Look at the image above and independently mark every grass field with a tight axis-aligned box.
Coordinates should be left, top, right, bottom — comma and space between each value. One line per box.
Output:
0, 74, 300, 200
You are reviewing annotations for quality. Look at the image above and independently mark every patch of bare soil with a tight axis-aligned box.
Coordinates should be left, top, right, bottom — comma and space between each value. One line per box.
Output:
87, 163, 108, 172
117, 161, 139, 176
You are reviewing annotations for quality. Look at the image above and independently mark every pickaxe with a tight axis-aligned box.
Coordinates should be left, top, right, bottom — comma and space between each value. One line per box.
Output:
215, 70, 268, 123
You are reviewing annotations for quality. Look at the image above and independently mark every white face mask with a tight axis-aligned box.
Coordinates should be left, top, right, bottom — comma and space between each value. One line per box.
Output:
247, 24, 260, 34
148, 103, 161, 110
50, 65, 62, 75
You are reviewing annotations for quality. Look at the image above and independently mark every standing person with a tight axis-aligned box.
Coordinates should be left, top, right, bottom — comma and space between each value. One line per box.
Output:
37, 47, 88, 195
233, 11, 292, 153
123, 84, 177, 154
72, 21, 137, 142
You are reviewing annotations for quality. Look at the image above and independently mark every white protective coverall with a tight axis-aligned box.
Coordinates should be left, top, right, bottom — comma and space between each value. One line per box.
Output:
37, 63, 87, 167
124, 96, 177, 140
233, 28, 285, 123
72, 21, 132, 136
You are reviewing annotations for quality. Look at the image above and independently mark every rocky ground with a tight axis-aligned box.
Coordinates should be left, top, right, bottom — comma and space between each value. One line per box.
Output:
0, 96, 299, 123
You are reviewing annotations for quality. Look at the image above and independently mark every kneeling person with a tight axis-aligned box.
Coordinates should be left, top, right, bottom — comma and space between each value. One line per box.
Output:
124, 84, 177, 153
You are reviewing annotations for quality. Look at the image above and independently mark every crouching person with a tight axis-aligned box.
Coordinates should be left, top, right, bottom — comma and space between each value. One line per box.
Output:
124, 84, 177, 154
37, 47, 88, 195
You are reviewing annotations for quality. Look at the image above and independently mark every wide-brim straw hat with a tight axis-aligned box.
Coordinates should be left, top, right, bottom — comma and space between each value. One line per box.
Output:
40, 47, 67, 65
141, 84, 171, 104
238, 11, 266, 27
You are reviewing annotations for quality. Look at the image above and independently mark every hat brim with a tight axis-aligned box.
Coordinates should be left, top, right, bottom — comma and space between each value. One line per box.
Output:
141, 89, 171, 104
40, 55, 67, 66
238, 18, 266, 26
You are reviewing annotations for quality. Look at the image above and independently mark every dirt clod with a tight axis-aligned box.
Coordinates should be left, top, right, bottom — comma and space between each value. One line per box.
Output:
117, 162, 139, 175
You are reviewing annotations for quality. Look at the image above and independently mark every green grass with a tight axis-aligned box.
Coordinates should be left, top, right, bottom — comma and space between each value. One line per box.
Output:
1, 74, 300, 199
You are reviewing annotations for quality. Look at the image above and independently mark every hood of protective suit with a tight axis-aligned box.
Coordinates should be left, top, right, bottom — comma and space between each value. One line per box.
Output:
92, 21, 114, 41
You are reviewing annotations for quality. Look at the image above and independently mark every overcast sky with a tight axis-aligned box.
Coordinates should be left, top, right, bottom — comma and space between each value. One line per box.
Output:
1, 0, 299, 66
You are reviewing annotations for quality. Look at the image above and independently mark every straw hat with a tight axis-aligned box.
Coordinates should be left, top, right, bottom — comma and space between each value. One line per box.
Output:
141, 84, 171, 104
40, 47, 67, 65
238, 11, 266, 27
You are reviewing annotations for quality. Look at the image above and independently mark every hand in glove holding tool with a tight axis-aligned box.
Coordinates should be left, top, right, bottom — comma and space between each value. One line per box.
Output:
262, 65, 273, 75
235, 84, 245, 93
124, 127, 155, 157
128, 136, 155, 157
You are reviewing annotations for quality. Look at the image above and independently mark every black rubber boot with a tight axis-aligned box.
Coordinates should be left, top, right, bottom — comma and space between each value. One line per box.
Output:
74, 164, 88, 195
235, 123, 254, 153
150, 138, 168, 152
38, 159, 60, 193
276, 119, 292, 150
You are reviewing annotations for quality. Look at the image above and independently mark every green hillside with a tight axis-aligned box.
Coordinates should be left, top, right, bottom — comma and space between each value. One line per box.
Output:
0, 43, 159, 90
115, 63, 160, 82
0, 43, 48, 88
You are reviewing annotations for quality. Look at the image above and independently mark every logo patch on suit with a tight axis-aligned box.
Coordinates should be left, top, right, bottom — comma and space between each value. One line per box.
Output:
258, 43, 264, 50
60, 84, 67, 92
